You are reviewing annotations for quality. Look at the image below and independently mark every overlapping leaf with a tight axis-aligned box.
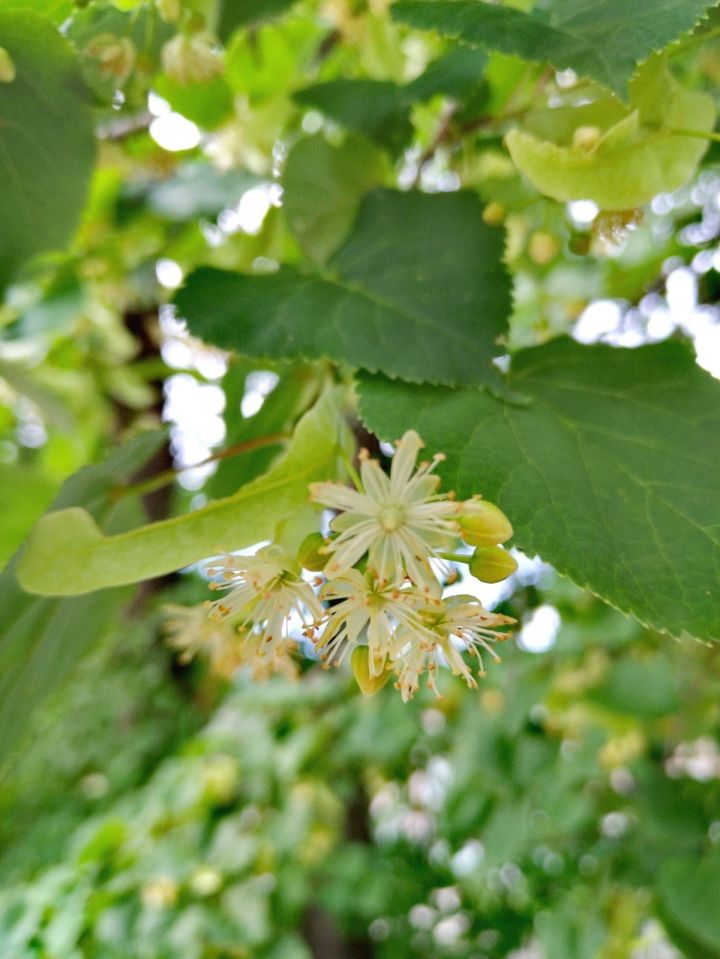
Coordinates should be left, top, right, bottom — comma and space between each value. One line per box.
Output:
359, 337, 720, 642
392, 0, 720, 97
175, 189, 510, 387
0, 11, 95, 288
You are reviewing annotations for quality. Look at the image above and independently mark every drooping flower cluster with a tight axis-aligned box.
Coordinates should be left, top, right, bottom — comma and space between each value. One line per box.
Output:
165, 431, 517, 701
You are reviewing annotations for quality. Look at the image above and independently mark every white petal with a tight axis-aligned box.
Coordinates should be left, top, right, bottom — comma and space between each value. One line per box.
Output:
389, 430, 423, 496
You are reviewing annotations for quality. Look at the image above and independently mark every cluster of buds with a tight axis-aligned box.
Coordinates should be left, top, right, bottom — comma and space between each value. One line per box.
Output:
166, 432, 517, 701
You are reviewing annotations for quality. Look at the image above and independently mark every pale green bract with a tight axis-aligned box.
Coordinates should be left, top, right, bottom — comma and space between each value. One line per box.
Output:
506, 63, 716, 209
17, 387, 348, 596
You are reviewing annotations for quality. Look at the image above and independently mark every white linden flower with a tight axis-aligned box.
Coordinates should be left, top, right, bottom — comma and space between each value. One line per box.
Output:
164, 603, 242, 677
392, 596, 514, 701
207, 545, 323, 656
310, 430, 460, 595
315, 569, 435, 672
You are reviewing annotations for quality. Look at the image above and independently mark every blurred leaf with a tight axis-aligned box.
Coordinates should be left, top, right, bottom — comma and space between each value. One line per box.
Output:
216, 0, 296, 41
154, 73, 234, 129
175, 190, 511, 387
140, 163, 261, 221
590, 655, 680, 717
0, 432, 165, 773
207, 362, 320, 499
294, 80, 413, 152
0, 465, 58, 568
659, 848, 720, 954
359, 337, 720, 642
17, 388, 347, 595
392, 0, 720, 98
283, 135, 387, 263
0, 10, 96, 288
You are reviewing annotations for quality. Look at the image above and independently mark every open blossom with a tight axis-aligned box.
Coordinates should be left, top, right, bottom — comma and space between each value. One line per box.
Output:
310, 430, 460, 595
164, 603, 243, 677
207, 545, 323, 654
391, 596, 514, 701
315, 569, 436, 672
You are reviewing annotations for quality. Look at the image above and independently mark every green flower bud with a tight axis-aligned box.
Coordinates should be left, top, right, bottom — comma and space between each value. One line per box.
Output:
351, 646, 392, 696
469, 546, 518, 583
459, 499, 513, 547
297, 532, 328, 572
0, 48, 16, 84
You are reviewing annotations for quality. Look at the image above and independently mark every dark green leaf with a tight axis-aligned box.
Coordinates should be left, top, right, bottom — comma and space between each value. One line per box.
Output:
405, 45, 487, 101
175, 189, 511, 387
358, 337, 720, 641
659, 849, 720, 953
294, 80, 413, 152
0, 11, 96, 288
393, 0, 719, 97
216, 0, 295, 41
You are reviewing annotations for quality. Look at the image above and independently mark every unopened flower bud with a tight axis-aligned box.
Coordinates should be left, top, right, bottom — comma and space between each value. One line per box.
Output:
352, 646, 392, 696
161, 33, 223, 86
85, 34, 136, 84
157, 0, 182, 23
0, 48, 16, 83
459, 499, 513, 547
469, 545, 518, 583
528, 230, 559, 265
483, 201, 505, 226
298, 532, 328, 572
572, 125, 602, 152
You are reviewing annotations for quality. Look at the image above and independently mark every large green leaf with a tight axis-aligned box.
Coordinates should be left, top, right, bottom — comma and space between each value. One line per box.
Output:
658, 849, 720, 954
216, 0, 295, 41
392, 0, 719, 97
282, 135, 387, 263
358, 337, 720, 642
17, 387, 347, 596
0, 432, 164, 773
0, 10, 96, 288
175, 189, 511, 387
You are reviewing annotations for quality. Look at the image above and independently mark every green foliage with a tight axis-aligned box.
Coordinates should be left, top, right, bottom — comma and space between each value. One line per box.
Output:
176, 190, 511, 386
393, 0, 720, 97
358, 337, 720, 643
2, 1, 720, 952
282, 135, 387, 264
506, 58, 716, 209
0, 10, 95, 288
0, 432, 165, 772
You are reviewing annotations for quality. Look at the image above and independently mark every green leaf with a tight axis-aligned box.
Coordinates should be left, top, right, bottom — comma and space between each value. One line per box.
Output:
216, 0, 296, 42
505, 61, 715, 209
153, 73, 234, 129
358, 337, 720, 642
0, 10, 96, 288
392, 0, 719, 98
293, 49, 488, 152
17, 388, 347, 596
294, 80, 413, 152
0, 432, 165, 772
658, 849, 720, 954
589, 655, 680, 717
0, 465, 58, 568
282, 135, 387, 263
405, 46, 488, 101
175, 189, 511, 387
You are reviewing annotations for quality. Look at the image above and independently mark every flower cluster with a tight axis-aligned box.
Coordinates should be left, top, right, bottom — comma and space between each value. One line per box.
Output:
166, 431, 517, 701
